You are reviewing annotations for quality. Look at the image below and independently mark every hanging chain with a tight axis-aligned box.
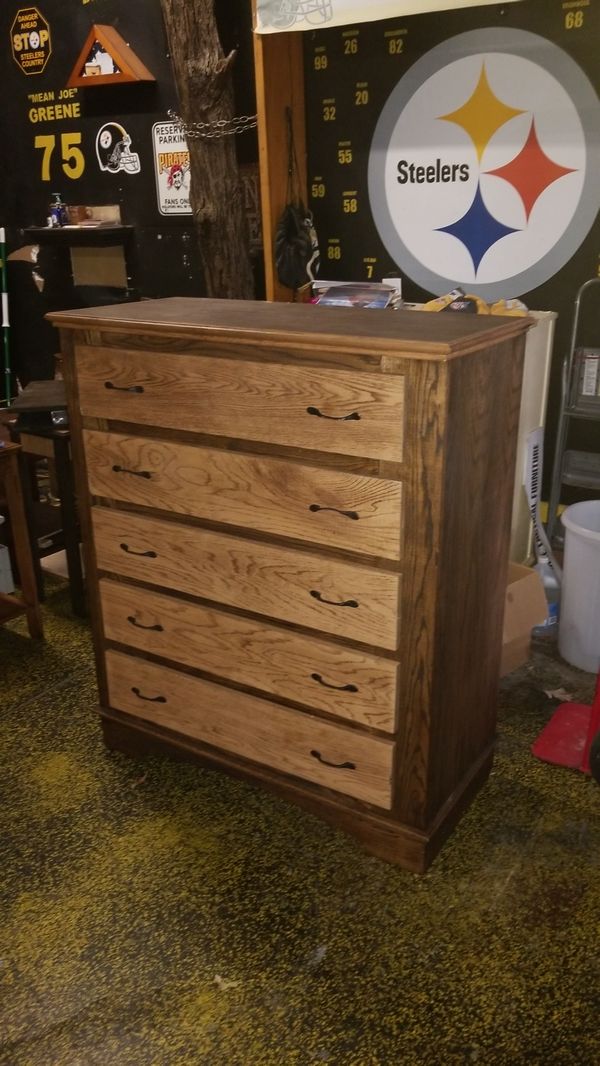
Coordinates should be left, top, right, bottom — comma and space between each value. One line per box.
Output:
167, 109, 257, 139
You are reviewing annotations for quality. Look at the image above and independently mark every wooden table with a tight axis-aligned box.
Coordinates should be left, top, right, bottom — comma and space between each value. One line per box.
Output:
0, 443, 44, 638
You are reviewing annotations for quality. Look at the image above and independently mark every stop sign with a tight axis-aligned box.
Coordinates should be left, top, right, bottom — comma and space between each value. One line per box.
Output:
11, 7, 52, 75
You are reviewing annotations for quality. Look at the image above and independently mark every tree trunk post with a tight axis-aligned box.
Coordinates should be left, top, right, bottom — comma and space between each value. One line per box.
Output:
160, 0, 255, 299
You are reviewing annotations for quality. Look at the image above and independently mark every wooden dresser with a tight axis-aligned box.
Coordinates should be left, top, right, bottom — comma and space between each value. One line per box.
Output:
50, 298, 529, 872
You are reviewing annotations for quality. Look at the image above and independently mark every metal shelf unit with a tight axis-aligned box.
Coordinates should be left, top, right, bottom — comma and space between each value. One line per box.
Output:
547, 279, 600, 543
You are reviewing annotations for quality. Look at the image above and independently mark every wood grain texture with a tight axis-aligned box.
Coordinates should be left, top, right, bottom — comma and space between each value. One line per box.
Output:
54, 299, 532, 871
48, 298, 531, 360
86, 418, 399, 480
80, 328, 387, 374
392, 359, 447, 828
76, 344, 405, 462
100, 711, 493, 873
425, 336, 526, 821
252, 24, 306, 302
92, 506, 402, 650
100, 577, 399, 731
105, 649, 395, 809
83, 430, 403, 560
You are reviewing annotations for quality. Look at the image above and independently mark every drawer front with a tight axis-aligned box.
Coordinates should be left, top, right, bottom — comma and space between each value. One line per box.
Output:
76, 344, 405, 463
92, 508, 401, 650
100, 578, 399, 732
105, 649, 395, 808
84, 430, 402, 561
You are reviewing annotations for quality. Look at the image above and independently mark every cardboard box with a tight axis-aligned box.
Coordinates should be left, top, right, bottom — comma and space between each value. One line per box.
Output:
501, 563, 548, 676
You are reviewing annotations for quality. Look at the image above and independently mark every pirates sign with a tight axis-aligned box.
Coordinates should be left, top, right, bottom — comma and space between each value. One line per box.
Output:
152, 121, 192, 215
11, 7, 51, 75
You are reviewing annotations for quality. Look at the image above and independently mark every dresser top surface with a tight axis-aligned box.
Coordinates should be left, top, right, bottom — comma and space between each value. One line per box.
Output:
48, 296, 530, 359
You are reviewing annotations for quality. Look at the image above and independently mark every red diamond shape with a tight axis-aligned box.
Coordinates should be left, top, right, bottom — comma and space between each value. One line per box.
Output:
486, 119, 576, 221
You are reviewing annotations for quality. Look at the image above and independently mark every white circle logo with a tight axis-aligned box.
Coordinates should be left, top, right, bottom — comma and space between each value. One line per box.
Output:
369, 29, 600, 298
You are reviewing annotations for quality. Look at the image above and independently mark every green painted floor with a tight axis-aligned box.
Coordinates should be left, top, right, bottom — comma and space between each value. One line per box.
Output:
1, 579, 599, 1065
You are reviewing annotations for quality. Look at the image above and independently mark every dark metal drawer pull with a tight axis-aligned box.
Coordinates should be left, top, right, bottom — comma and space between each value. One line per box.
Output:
311, 673, 358, 693
310, 749, 356, 770
112, 464, 152, 479
104, 381, 144, 394
309, 504, 359, 521
310, 590, 359, 608
306, 406, 360, 422
119, 543, 157, 558
131, 686, 166, 703
127, 616, 164, 632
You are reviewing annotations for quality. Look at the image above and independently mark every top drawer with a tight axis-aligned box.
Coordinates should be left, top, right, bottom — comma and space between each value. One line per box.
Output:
75, 345, 405, 463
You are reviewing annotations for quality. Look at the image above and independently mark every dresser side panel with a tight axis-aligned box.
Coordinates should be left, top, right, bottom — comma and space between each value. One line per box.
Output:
392, 358, 448, 828
427, 335, 526, 820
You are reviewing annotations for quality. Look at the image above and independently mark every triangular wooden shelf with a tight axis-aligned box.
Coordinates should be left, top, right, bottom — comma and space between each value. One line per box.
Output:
67, 24, 155, 88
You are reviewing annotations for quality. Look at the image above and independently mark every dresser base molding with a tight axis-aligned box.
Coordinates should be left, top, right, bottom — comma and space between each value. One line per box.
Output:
100, 709, 494, 874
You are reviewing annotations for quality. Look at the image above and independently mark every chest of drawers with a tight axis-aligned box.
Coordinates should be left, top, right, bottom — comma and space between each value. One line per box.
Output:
51, 297, 529, 872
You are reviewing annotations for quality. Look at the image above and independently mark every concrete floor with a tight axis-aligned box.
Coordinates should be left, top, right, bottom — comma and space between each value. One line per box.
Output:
0, 578, 598, 1065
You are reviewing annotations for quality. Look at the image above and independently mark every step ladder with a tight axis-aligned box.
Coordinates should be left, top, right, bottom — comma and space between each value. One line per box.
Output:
547, 278, 600, 545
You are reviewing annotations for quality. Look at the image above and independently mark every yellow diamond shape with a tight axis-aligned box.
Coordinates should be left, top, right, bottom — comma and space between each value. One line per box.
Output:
439, 64, 525, 161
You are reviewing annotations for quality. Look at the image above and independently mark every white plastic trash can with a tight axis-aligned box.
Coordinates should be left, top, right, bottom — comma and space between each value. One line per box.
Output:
558, 500, 600, 672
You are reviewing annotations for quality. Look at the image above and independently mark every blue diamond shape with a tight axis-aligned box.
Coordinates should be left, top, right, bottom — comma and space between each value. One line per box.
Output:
437, 182, 519, 274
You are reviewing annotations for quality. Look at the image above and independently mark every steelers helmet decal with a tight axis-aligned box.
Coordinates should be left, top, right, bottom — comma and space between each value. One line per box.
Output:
261, 0, 334, 30
96, 122, 141, 176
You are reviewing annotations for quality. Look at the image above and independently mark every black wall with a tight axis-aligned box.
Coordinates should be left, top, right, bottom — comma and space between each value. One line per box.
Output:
0, 0, 257, 383
303, 0, 600, 491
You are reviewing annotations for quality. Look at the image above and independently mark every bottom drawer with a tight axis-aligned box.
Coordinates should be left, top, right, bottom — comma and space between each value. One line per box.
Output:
105, 649, 394, 809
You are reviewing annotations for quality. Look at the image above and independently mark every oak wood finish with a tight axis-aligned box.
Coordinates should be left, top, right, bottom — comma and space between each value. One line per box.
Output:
91, 507, 402, 649
49, 297, 530, 358
50, 297, 530, 871
100, 577, 399, 731
76, 345, 406, 462
83, 429, 403, 560
100, 711, 494, 875
252, 19, 306, 302
105, 649, 395, 809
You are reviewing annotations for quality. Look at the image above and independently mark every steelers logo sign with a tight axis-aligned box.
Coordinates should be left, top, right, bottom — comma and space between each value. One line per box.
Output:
368, 28, 600, 299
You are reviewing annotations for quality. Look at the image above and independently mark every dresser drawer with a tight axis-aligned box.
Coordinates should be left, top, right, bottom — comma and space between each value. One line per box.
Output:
100, 578, 399, 732
84, 430, 402, 561
92, 508, 401, 650
76, 344, 405, 463
105, 649, 395, 808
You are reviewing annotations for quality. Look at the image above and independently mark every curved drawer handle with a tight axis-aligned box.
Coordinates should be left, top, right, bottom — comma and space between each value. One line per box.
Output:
131, 686, 166, 703
309, 504, 359, 521
104, 381, 144, 394
127, 615, 164, 632
306, 406, 360, 422
119, 543, 157, 558
310, 749, 356, 770
310, 590, 359, 608
311, 672, 358, 693
112, 464, 152, 479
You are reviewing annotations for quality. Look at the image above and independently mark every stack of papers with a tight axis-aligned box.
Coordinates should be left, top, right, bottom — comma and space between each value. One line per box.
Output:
313, 282, 398, 309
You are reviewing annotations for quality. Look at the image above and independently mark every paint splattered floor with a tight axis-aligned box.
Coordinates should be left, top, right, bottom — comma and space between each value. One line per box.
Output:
1, 579, 598, 1065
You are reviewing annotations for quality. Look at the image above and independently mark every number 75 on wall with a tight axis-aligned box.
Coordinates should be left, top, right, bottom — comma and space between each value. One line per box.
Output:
34, 133, 85, 181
